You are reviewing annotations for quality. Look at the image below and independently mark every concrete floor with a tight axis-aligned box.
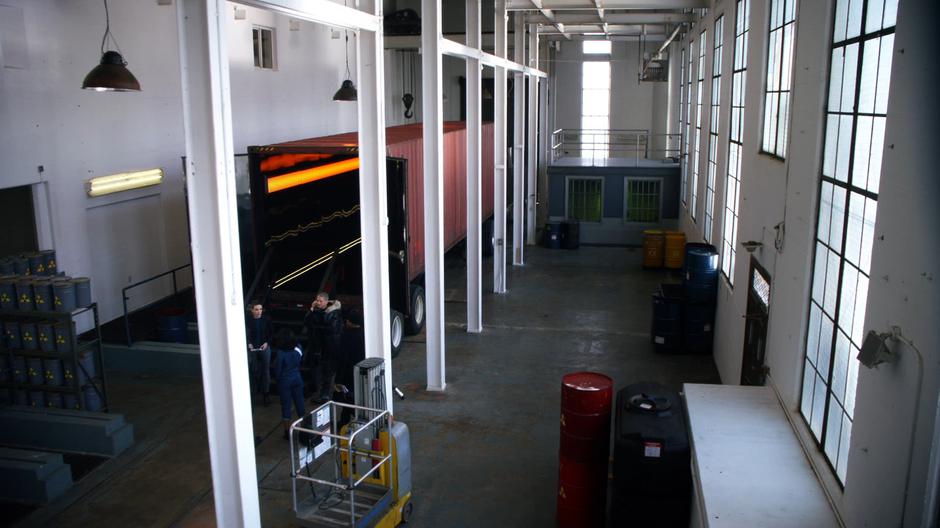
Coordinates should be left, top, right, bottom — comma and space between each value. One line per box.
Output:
17, 246, 720, 528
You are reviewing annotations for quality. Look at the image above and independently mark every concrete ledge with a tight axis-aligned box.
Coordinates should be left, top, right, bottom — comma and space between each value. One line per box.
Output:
0, 406, 134, 457
103, 341, 202, 378
0, 447, 73, 505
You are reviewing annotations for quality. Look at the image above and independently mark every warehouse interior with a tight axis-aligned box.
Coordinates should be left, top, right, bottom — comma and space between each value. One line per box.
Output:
0, 0, 937, 527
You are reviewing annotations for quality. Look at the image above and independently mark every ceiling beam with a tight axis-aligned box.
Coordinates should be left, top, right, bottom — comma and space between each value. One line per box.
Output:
507, 0, 706, 9
528, 0, 571, 39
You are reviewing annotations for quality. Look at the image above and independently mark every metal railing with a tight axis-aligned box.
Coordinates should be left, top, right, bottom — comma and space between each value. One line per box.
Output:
122, 263, 193, 346
550, 128, 682, 166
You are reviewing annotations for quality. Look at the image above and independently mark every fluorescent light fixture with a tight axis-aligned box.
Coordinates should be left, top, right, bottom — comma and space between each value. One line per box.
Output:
266, 158, 359, 193
86, 168, 163, 197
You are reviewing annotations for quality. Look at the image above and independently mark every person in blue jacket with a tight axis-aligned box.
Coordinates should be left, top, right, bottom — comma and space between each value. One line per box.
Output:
273, 328, 305, 438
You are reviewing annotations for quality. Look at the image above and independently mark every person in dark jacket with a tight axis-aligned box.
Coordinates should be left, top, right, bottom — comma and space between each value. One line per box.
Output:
272, 328, 305, 438
245, 300, 274, 405
302, 292, 343, 403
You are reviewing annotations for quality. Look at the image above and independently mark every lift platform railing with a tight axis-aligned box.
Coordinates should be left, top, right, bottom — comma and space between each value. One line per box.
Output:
121, 263, 193, 346
550, 128, 682, 166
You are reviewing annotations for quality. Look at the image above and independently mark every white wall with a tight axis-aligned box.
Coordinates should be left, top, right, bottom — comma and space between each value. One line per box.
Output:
672, 0, 940, 525
0, 1, 367, 325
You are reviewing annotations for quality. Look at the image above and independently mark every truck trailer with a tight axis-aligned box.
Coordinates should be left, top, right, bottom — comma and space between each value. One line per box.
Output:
243, 122, 496, 356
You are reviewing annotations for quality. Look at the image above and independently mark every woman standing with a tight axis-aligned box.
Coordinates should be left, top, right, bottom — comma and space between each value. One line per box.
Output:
272, 328, 305, 438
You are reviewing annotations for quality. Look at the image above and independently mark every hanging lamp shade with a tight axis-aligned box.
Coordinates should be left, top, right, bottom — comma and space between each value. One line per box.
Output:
333, 79, 358, 101
82, 50, 141, 92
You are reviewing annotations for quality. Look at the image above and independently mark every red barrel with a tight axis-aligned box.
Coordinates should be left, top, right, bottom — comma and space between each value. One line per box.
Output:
558, 372, 613, 527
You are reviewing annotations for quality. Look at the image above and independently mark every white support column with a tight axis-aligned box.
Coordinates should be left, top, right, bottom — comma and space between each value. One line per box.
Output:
493, 0, 508, 293
537, 56, 550, 233
356, 0, 393, 409
176, 1, 260, 526
512, 14, 525, 266
525, 24, 539, 246
466, 0, 482, 333
422, 0, 445, 391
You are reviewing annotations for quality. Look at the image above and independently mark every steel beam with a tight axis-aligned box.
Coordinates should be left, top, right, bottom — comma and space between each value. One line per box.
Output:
525, 24, 538, 246
466, 0, 482, 333
236, 0, 380, 31
440, 38, 546, 78
176, 1, 260, 525
493, 0, 508, 293
422, 0, 446, 391
356, 0, 393, 409
512, 13, 525, 266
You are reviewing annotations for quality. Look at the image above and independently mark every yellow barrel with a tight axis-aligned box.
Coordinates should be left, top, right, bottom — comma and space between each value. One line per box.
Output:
642, 230, 665, 268
664, 231, 687, 269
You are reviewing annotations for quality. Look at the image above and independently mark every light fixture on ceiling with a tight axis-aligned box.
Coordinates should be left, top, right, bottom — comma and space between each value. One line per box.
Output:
82, 0, 141, 92
333, 29, 357, 101
86, 168, 163, 197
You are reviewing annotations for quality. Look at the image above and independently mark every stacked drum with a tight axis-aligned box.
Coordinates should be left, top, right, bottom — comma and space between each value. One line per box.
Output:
557, 372, 613, 527
0, 250, 102, 410
683, 243, 719, 354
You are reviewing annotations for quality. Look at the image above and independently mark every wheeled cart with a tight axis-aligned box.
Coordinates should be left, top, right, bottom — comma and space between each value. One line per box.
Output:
289, 400, 412, 528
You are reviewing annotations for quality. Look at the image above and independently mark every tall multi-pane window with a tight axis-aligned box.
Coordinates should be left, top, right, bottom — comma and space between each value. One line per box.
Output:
761, 0, 796, 157
721, 0, 751, 285
679, 48, 687, 195
581, 41, 612, 160
704, 16, 724, 242
800, 0, 897, 484
691, 30, 707, 220
682, 42, 695, 206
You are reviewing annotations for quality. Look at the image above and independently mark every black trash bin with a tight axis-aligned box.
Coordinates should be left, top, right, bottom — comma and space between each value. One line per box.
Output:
611, 382, 692, 526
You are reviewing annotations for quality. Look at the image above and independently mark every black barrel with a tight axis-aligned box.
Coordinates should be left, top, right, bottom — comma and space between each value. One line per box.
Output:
651, 284, 685, 353
612, 382, 692, 526
562, 221, 580, 249
683, 243, 719, 303
543, 222, 564, 249
684, 301, 715, 354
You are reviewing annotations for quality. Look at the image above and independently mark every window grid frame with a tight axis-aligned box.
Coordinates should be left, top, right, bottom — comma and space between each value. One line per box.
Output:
252, 26, 277, 70
682, 42, 695, 206
800, 0, 897, 486
565, 176, 605, 223
691, 29, 707, 222
679, 47, 687, 201
721, 0, 751, 287
624, 177, 663, 224
581, 60, 612, 161
760, 0, 797, 158
704, 15, 725, 243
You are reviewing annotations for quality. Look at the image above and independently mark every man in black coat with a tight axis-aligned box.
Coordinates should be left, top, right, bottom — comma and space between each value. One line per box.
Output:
246, 300, 274, 405
303, 292, 343, 403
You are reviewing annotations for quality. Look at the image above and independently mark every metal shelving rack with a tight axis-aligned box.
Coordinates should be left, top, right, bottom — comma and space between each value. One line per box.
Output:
0, 303, 109, 411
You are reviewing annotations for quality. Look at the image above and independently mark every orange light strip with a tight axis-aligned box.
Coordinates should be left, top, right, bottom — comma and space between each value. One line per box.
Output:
266, 157, 360, 194
260, 153, 333, 172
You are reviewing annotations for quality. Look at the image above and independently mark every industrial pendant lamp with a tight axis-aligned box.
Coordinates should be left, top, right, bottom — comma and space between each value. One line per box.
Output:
82, 0, 141, 92
333, 30, 357, 101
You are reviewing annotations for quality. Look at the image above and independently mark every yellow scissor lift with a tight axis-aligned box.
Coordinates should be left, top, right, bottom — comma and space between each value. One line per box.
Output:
289, 400, 413, 528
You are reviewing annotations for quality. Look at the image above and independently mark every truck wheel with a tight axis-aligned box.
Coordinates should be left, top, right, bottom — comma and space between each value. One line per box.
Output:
406, 285, 425, 335
391, 310, 405, 358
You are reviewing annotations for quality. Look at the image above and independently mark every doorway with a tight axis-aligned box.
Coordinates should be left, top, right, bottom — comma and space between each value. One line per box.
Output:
740, 257, 771, 386
0, 185, 38, 256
